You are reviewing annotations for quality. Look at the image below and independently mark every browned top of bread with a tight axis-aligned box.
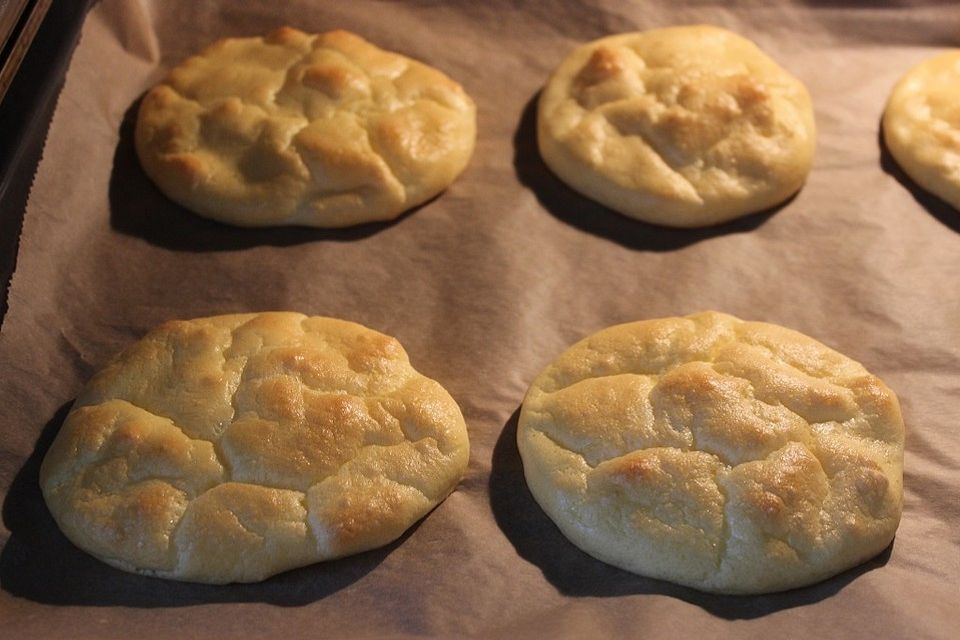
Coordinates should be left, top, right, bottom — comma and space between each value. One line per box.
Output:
136, 28, 476, 227
537, 26, 815, 227
40, 313, 469, 583
518, 311, 903, 594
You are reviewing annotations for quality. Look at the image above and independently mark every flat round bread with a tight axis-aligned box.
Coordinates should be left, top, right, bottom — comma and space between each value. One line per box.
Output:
518, 311, 903, 594
40, 313, 470, 583
883, 50, 960, 211
537, 26, 816, 227
136, 28, 476, 227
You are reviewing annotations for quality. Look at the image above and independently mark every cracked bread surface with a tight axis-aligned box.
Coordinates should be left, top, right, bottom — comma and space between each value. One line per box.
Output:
39, 313, 470, 583
517, 311, 903, 594
537, 26, 815, 227
883, 50, 960, 211
135, 27, 476, 227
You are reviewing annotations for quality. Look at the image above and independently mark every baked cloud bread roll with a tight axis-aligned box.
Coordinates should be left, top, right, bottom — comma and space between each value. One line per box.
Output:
537, 26, 816, 227
518, 311, 903, 594
883, 50, 960, 211
40, 313, 470, 583
135, 28, 476, 227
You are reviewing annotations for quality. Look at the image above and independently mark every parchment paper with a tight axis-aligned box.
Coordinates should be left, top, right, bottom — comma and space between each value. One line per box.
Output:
1, 1, 958, 637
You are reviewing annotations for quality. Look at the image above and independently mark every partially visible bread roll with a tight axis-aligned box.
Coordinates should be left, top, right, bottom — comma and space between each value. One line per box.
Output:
883, 50, 960, 211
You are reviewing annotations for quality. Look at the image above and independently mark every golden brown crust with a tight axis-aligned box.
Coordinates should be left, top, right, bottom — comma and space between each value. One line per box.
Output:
40, 313, 469, 583
537, 26, 816, 227
883, 50, 960, 211
518, 311, 904, 594
135, 28, 476, 227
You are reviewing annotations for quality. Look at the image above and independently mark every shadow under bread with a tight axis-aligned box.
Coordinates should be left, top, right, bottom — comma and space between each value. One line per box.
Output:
512, 92, 790, 253
0, 401, 408, 607
108, 96, 426, 253
877, 120, 960, 235
488, 407, 894, 618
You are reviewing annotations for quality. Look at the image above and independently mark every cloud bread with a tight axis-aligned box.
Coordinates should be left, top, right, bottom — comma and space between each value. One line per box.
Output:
517, 311, 903, 594
537, 26, 816, 227
39, 313, 470, 583
883, 50, 960, 211
135, 28, 476, 227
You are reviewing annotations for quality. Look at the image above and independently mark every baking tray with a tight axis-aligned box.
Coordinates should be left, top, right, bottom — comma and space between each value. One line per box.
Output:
1, 1, 957, 638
